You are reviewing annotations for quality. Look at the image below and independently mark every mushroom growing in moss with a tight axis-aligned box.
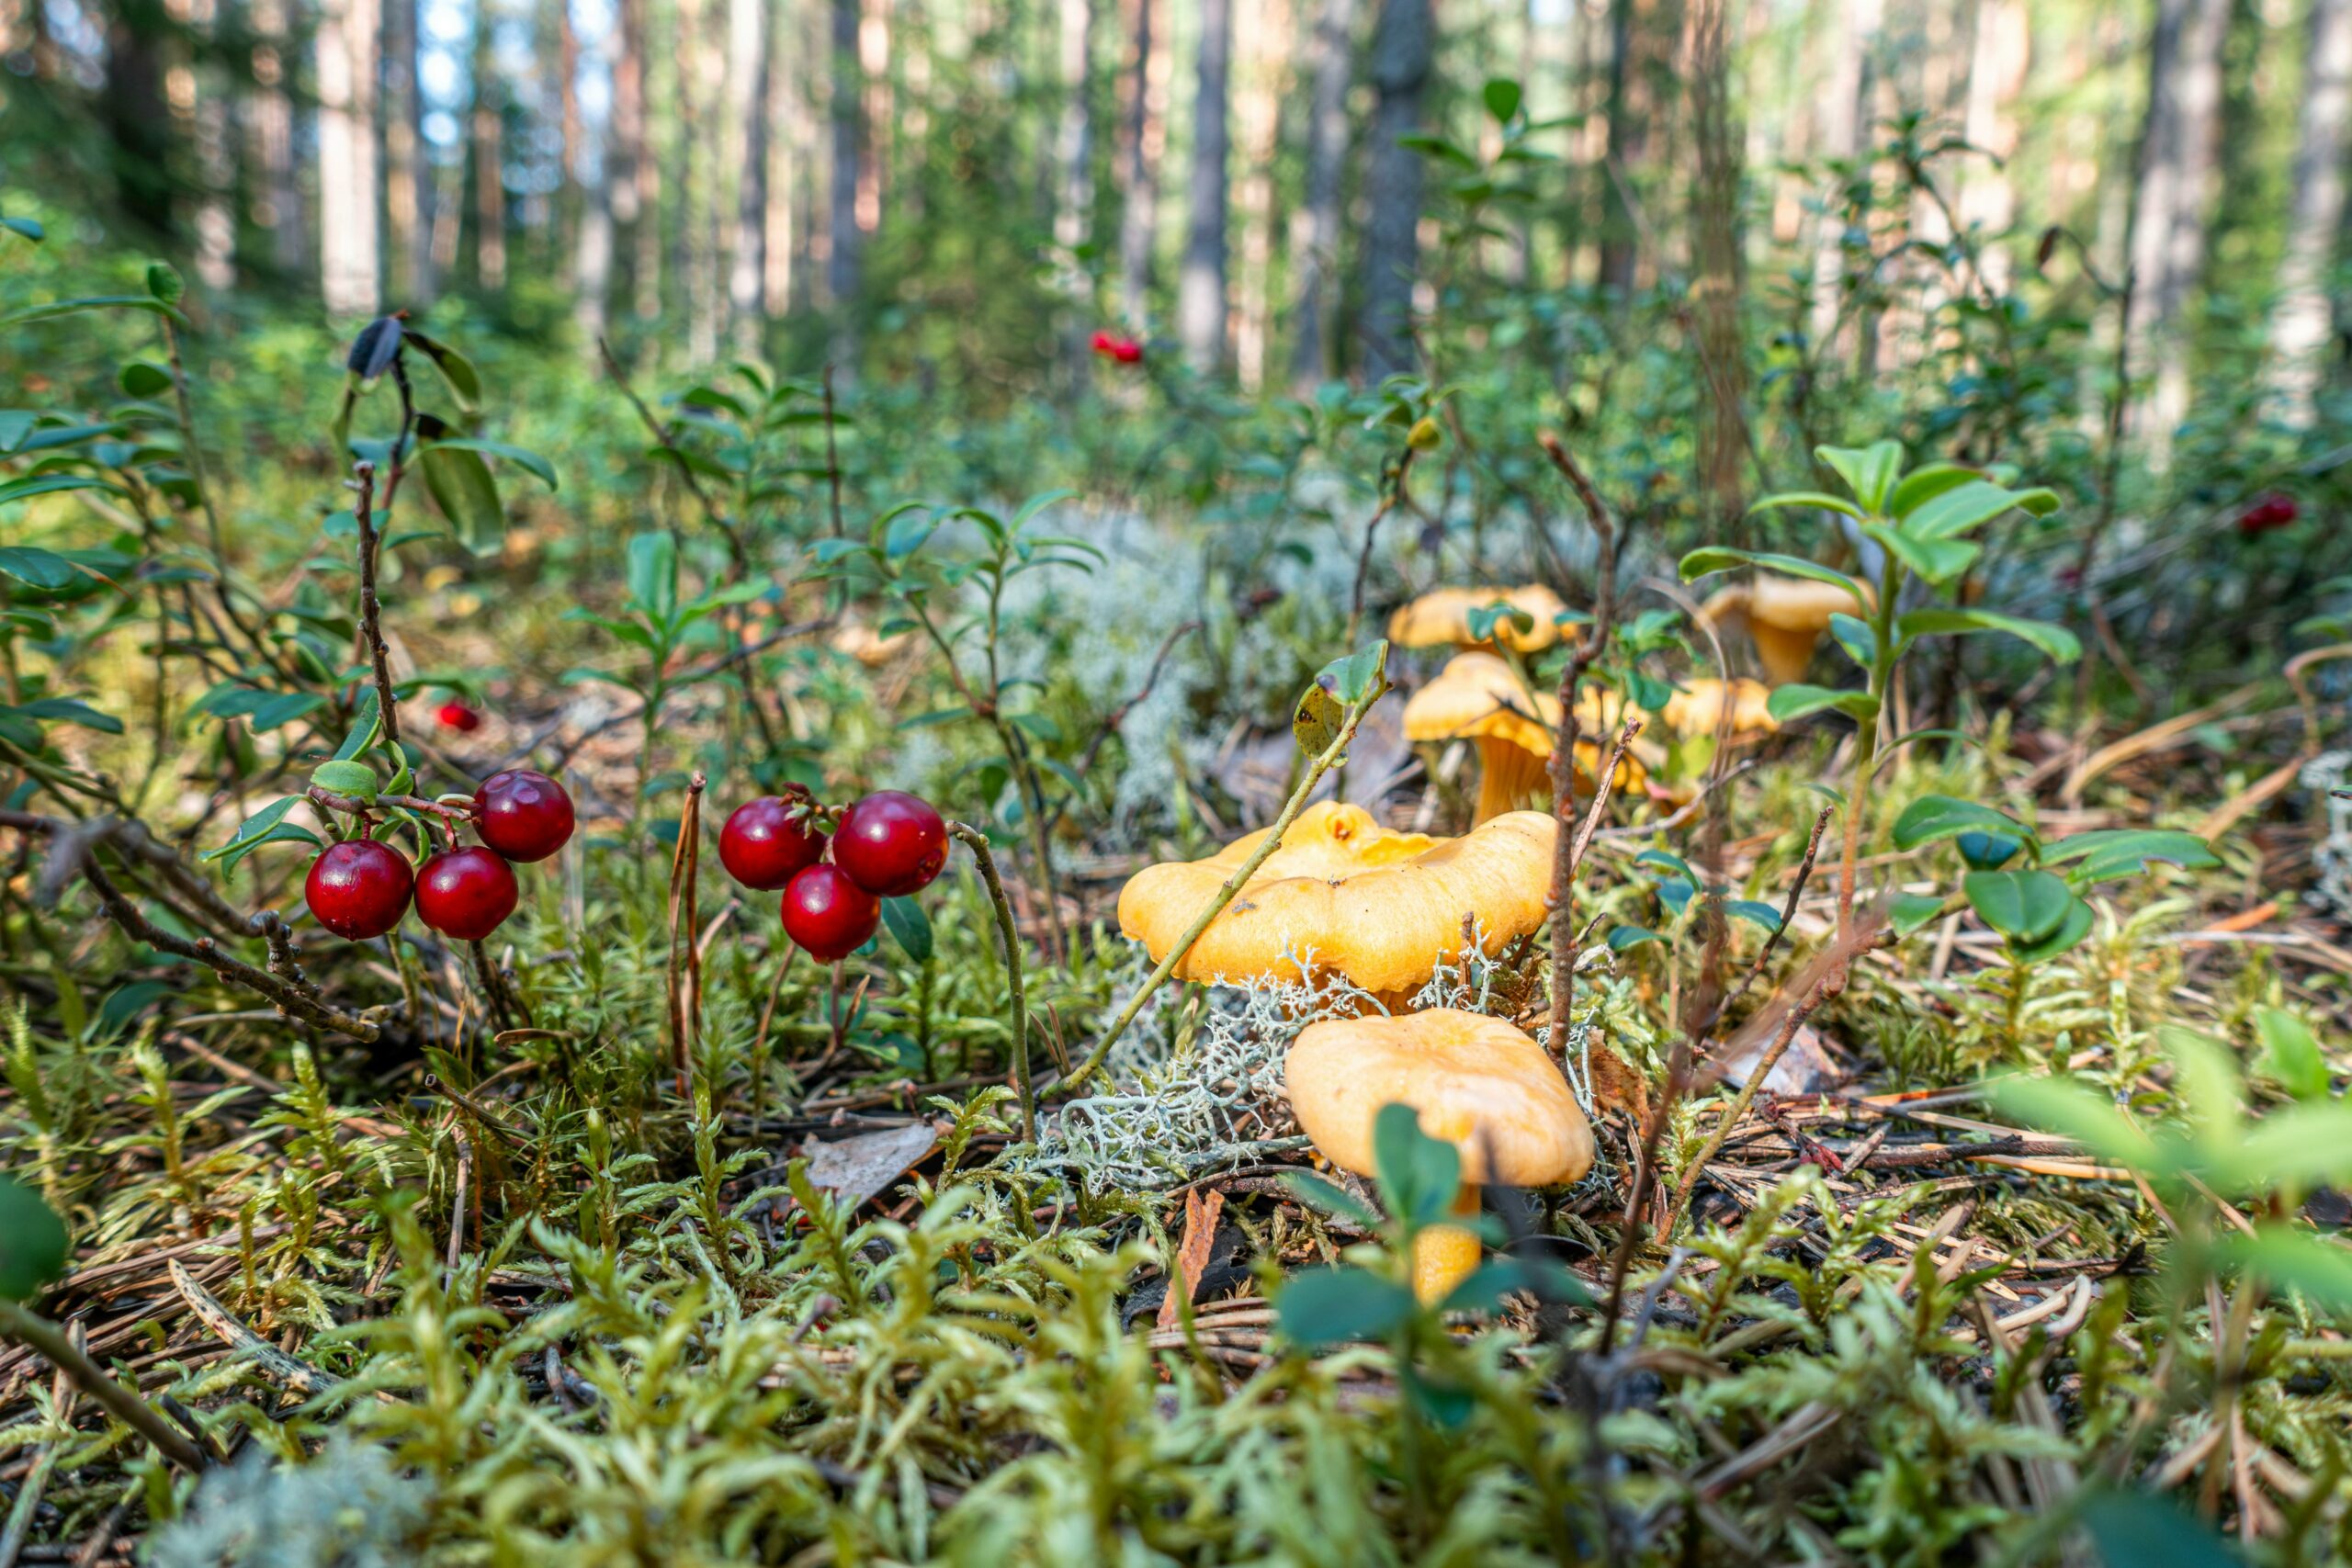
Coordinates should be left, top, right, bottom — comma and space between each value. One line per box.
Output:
1661, 676, 1778, 740
1404, 653, 1637, 823
1286, 1009, 1593, 1303
1695, 575, 1871, 686
1387, 585, 1571, 654
1114, 801, 1555, 1010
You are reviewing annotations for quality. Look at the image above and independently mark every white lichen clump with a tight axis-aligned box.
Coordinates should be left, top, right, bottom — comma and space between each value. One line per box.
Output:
146, 1434, 429, 1568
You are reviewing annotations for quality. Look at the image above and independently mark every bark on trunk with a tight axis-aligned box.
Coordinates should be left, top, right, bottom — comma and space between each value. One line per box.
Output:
1289, 0, 1355, 389
1359, 0, 1430, 378
1177, 0, 1234, 370
1116, 0, 1167, 329
828, 0, 865, 331
1689, 0, 1747, 534
2125, 0, 2229, 456
1959, 0, 2028, 293
317, 0, 380, 313
383, 0, 430, 302
1808, 0, 1879, 351
729, 0, 772, 353
470, 2, 506, 293
248, 0, 307, 276
2268, 0, 2352, 423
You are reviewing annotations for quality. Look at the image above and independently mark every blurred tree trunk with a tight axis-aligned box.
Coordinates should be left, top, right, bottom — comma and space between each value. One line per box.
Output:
765, 15, 802, 313
1960, 0, 2027, 292
383, 0, 430, 303
618, 0, 661, 321
1289, 0, 1355, 390
828, 0, 865, 323
2267, 0, 2352, 424
248, 0, 308, 276
101, 0, 175, 238
575, 20, 616, 346
2125, 0, 2228, 457
1055, 0, 1101, 355
1688, 0, 1746, 533
470, 1, 507, 293
1359, 0, 1429, 378
1807, 0, 1878, 352
682, 0, 720, 362
317, 0, 379, 312
171, 0, 236, 290
1177, 0, 1233, 369
1116, 0, 1167, 328
554, 0, 582, 285
1597, 0, 1674, 296
860, 0, 889, 239
1233, 0, 1287, 390
729, 0, 771, 353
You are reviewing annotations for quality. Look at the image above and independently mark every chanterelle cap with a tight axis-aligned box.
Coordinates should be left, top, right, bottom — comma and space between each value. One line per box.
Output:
1114, 802, 1555, 1000
1285, 1009, 1594, 1188
1387, 585, 1571, 653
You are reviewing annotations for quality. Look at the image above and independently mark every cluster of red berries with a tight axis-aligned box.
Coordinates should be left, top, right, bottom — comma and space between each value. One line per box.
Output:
303, 770, 575, 944
2236, 492, 2300, 536
719, 789, 947, 962
1090, 330, 1144, 366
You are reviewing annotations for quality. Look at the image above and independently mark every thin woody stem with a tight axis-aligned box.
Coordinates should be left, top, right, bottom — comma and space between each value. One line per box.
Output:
350, 460, 403, 748
1059, 689, 1385, 1096
951, 822, 1033, 1143
0, 1301, 210, 1472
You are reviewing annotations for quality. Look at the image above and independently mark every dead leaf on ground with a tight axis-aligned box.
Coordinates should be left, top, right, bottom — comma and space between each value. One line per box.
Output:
1158, 1188, 1227, 1330
798, 1121, 944, 1210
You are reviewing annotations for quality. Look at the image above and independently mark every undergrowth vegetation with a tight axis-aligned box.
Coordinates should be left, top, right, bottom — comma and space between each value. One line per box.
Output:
3, 146, 2352, 1565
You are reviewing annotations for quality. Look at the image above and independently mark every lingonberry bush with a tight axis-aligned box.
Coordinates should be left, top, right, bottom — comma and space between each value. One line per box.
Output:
2, 187, 2349, 1567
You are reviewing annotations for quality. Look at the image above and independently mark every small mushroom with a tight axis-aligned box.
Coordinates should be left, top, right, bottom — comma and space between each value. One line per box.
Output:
1660, 676, 1777, 741
1387, 585, 1571, 654
831, 622, 913, 667
1286, 1009, 1593, 1303
1404, 653, 1635, 823
1115, 801, 1555, 1010
1695, 576, 1871, 686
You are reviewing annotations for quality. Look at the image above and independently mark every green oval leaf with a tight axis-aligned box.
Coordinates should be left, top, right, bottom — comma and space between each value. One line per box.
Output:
0, 1177, 68, 1301
1963, 868, 2075, 943
1764, 683, 1880, 725
1890, 794, 2032, 852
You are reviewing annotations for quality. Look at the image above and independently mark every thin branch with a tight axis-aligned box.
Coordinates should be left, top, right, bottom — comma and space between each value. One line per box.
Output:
348, 460, 402, 749
597, 335, 752, 574
0, 1302, 210, 1472
952, 822, 1033, 1143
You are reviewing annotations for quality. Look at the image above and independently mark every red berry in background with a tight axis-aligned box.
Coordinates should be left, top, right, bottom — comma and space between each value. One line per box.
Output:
414, 846, 519, 941
781, 864, 880, 961
1090, 329, 1116, 355
1113, 338, 1144, 365
832, 791, 948, 897
2235, 492, 2299, 536
435, 700, 483, 733
474, 769, 575, 863
719, 795, 827, 890
303, 840, 414, 941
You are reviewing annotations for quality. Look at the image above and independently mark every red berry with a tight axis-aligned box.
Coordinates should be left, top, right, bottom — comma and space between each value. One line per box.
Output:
436, 700, 483, 733
1112, 338, 1144, 365
414, 846, 519, 941
832, 791, 948, 897
2236, 492, 2299, 536
1091, 330, 1116, 355
719, 795, 827, 890
474, 769, 574, 863
303, 839, 414, 941
781, 863, 880, 961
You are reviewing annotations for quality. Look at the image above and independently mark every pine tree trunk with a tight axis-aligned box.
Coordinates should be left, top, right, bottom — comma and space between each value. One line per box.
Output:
101, 0, 175, 237
828, 0, 864, 324
574, 9, 616, 347
2125, 0, 2229, 457
1177, 0, 1234, 370
317, 0, 380, 313
248, 0, 308, 276
1808, 0, 1878, 351
1055, 0, 1102, 355
1232, 0, 1289, 392
470, 4, 506, 293
1689, 0, 1746, 534
1359, 0, 1430, 378
1960, 0, 2028, 293
2267, 0, 2352, 424
729, 0, 772, 353
383, 0, 430, 302
1116, 0, 1166, 328
1289, 0, 1355, 390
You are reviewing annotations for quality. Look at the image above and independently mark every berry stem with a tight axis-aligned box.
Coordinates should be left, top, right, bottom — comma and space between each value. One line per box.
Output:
950, 821, 1032, 1144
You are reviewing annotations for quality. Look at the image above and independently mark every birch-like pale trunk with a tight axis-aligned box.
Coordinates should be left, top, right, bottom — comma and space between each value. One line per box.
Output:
2125, 0, 2229, 458
1177, 0, 1234, 370
317, 0, 380, 313
2268, 0, 2352, 424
